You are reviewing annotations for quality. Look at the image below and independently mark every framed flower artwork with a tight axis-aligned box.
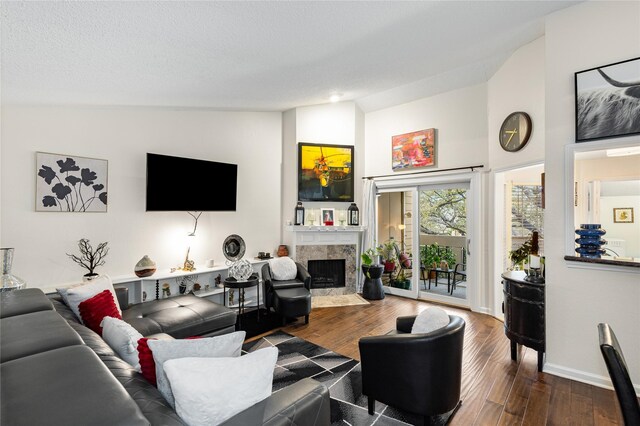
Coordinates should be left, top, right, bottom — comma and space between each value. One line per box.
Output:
36, 152, 108, 212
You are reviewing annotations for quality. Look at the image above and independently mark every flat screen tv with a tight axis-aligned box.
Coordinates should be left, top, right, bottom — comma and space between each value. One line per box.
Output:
146, 153, 237, 211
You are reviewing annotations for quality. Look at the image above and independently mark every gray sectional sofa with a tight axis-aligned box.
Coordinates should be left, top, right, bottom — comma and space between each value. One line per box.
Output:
0, 288, 330, 426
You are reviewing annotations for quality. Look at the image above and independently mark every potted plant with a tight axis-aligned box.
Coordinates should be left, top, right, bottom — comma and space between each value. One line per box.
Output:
67, 238, 109, 280
420, 243, 457, 277
380, 239, 398, 273
509, 238, 533, 271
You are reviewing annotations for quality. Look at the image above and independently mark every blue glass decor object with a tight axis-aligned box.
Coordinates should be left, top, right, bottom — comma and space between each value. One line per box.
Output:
575, 224, 606, 258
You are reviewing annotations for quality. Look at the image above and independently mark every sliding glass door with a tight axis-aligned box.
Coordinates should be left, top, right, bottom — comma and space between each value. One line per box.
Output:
374, 172, 479, 308
376, 190, 415, 297
417, 183, 470, 306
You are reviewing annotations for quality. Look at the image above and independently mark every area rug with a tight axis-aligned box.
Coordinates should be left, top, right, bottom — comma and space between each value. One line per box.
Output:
243, 331, 457, 426
311, 293, 370, 309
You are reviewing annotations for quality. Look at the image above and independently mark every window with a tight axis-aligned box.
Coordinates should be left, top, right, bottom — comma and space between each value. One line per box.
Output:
511, 184, 544, 252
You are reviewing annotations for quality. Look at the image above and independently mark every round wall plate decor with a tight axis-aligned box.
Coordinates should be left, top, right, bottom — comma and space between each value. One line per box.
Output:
223, 234, 246, 261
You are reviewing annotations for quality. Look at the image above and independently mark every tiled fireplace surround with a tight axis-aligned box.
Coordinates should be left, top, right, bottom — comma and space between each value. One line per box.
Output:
289, 227, 363, 296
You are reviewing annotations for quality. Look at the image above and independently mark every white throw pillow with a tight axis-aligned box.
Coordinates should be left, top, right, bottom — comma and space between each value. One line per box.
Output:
164, 347, 278, 426
101, 316, 144, 371
62, 275, 122, 323
268, 257, 297, 280
411, 307, 450, 334
148, 331, 246, 408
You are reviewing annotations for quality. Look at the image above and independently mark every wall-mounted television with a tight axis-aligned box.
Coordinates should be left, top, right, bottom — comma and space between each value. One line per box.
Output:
146, 153, 237, 211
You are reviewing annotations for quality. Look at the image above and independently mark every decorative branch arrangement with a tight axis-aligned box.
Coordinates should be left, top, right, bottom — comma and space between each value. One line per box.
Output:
187, 211, 203, 236
67, 238, 109, 277
37, 154, 108, 212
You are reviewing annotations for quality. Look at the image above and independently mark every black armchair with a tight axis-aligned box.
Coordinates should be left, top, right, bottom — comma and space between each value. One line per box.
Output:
262, 262, 312, 325
598, 323, 640, 425
359, 315, 465, 424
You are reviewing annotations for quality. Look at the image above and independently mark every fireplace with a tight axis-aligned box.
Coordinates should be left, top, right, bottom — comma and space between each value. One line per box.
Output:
307, 259, 346, 289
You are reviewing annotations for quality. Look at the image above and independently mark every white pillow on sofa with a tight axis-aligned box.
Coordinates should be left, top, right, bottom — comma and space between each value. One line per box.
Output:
101, 316, 144, 371
268, 257, 297, 280
59, 275, 122, 323
164, 347, 278, 426
411, 307, 450, 334
148, 331, 246, 408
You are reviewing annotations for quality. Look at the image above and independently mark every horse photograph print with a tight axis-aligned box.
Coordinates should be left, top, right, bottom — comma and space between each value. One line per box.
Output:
575, 57, 640, 142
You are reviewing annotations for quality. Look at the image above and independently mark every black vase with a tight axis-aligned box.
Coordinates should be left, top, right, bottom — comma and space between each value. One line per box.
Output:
362, 265, 385, 300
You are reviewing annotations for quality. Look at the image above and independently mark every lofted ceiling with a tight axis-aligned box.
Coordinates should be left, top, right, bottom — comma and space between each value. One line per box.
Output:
1, 1, 578, 112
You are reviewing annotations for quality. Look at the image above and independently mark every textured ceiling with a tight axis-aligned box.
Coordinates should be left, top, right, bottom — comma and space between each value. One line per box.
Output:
1, 1, 578, 112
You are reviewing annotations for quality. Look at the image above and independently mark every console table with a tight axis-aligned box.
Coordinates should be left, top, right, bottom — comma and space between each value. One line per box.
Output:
502, 270, 545, 372
41, 259, 269, 306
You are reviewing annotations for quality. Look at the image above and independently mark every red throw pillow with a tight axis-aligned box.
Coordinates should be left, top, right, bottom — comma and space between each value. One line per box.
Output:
138, 338, 158, 386
78, 289, 121, 336
138, 335, 202, 387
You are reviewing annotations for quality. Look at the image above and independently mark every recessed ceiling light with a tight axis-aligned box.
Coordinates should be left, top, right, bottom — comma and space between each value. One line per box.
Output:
606, 146, 640, 157
329, 93, 342, 103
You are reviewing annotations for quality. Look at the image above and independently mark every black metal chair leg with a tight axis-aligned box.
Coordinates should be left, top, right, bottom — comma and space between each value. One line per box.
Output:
305, 315, 309, 324
368, 396, 375, 415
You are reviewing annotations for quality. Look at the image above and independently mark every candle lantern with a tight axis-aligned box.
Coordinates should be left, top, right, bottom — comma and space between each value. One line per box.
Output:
347, 203, 359, 226
294, 202, 305, 226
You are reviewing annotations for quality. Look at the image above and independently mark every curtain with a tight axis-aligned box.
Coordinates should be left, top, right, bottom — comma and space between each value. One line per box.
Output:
359, 179, 377, 292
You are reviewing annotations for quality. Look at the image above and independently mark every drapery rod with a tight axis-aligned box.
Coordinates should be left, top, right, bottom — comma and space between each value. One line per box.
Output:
362, 165, 485, 180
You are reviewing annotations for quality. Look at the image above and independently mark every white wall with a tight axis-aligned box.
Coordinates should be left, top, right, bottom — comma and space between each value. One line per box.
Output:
544, 1, 640, 389
281, 102, 364, 251
488, 36, 545, 170
1, 106, 282, 287
364, 84, 488, 176
486, 37, 546, 319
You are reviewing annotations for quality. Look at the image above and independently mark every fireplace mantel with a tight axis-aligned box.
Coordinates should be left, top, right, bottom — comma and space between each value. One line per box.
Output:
285, 225, 365, 233
285, 225, 364, 295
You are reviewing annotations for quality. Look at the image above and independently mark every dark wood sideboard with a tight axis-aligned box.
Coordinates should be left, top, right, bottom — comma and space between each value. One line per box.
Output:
502, 270, 545, 372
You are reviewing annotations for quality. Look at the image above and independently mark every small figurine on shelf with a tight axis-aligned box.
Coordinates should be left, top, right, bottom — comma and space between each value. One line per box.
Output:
193, 283, 201, 291
215, 274, 222, 288
142, 291, 147, 302
162, 283, 171, 298
181, 247, 196, 272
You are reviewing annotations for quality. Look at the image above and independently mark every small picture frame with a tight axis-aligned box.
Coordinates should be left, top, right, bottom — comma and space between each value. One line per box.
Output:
321, 208, 335, 226
613, 208, 634, 223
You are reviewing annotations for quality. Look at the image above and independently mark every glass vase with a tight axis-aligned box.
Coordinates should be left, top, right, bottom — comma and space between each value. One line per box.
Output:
1, 248, 27, 292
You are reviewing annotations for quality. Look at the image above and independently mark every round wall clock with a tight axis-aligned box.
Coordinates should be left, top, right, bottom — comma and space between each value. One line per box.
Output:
499, 112, 532, 152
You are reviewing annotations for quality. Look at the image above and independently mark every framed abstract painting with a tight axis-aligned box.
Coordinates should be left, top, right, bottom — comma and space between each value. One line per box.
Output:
36, 152, 108, 212
298, 143, 354, 202
392, 128, 436, 171
575, 57, 640, 142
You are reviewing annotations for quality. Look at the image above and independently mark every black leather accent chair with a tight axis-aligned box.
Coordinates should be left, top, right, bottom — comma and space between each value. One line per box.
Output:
598, 323, 640, 425
262, 262, 312, 325
359, 315, 465, 424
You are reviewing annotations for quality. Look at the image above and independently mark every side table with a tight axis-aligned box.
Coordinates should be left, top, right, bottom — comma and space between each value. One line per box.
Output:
223, 275, 260, 330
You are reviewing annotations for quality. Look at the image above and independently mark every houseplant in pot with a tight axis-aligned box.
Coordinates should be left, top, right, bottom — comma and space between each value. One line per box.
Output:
420, 243, 457, 278
67, 238, 109, 280
380, 240, 398, 273
361, 246, 385, 300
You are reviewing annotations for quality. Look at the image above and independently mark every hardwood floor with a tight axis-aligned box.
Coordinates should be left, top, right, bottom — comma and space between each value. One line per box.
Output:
270, 295, 623, 425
